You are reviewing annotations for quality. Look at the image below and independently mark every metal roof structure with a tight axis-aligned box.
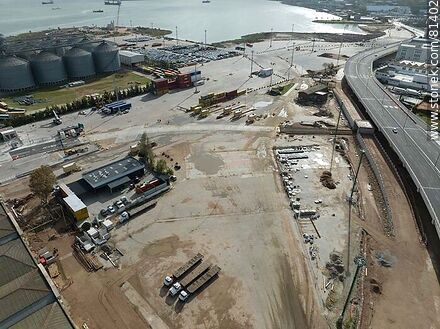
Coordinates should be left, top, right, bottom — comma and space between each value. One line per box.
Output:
82, 157, 144, 189
0, 203, 74, 329
63, 194, 86, 212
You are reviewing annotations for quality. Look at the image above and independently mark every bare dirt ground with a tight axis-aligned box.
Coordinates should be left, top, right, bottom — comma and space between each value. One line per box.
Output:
3, 130, 327, 329
357, 137, 440, 329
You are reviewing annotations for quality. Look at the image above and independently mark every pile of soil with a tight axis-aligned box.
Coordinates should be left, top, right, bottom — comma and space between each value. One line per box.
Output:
326, 252, 345, 282
320, 171, 336, 189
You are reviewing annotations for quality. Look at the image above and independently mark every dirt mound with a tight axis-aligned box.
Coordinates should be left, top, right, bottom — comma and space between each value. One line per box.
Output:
369, 278, 382, 294
320, 171, 336, 189
325, 252, 345, 282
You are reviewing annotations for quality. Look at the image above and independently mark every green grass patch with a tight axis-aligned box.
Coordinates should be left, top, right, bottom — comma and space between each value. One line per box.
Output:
2, 71, 149, 112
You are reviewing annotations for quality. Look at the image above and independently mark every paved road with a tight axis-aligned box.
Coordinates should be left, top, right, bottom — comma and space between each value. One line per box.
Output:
345, 43, 440, 237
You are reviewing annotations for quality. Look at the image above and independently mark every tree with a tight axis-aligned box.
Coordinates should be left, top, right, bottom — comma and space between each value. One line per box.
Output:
29, 165, 56, 204
155, 159, 167, 174
138, 132, 155, 169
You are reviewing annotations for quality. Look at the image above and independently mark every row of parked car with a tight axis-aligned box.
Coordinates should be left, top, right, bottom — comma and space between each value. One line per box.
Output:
100, 196, 130, 217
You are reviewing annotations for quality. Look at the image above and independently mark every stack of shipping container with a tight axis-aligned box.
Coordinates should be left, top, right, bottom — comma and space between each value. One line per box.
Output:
152, 72, 193, 95
198, 89, 238, 107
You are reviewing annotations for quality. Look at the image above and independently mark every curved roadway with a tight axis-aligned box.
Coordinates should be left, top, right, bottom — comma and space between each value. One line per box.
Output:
345, 43, 440, 236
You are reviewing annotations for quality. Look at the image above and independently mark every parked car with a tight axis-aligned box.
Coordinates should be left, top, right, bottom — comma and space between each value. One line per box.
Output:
107, 205, 116, 214
100, 208, 108, 217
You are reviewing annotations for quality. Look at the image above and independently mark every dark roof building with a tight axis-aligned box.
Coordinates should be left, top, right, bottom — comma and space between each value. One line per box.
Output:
82, 157, 144, 191
0, 203, 74, 329
297, 84, 329, 104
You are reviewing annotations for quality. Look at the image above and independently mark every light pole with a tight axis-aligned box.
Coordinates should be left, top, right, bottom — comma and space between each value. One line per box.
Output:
347, 150, 365, 276
194, 63, 199, 94
250, 50, 254, 77
270, 28, 273, 48
329, 104, 343, 173
289, 24, 294, 46
336, 255, 367, 329
287, 42, 295, 80
204, 29, 207, 46
269, 63, 274, 86
175, 26, 178, 45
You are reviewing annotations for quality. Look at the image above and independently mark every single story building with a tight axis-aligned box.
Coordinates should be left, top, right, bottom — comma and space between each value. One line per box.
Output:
297, 84, 329, 104
82, 157, 145, 192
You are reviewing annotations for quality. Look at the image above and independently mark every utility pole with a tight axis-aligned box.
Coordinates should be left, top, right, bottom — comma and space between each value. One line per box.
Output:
194, 63, 199, 94
347, 150, 365, 276
175, 26, 178, 45
287, 43, 295, 80
289, 24, 294, 46
336, 256, 367, 329
270, 63, 274, 85
329, 104, 343, 173
270, 28, 273, 48
336, 25, 348, 67
336, 33, 343, 67
250, 50, 254, 77
204, 29, 207, 46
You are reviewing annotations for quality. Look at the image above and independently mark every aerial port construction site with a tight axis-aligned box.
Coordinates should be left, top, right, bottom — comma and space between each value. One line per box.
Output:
0, 1, 438, 329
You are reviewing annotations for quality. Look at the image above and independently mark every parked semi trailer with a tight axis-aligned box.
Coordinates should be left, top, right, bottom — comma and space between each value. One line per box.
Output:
163, 253, 204, 286
168, 262, 212, 296
118, 199, 157, 224
179, 265, 221, 301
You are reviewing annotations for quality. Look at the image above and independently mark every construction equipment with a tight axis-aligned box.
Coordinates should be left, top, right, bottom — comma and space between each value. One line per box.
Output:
72, 243, 103, 272
163, 253, 204, 286
53, 110, 62, 125
179, 265, 221, 301
62, 162, 81, 175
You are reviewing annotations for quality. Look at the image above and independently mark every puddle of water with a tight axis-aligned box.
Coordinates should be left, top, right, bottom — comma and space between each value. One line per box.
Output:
253, 101, 273, 109
189, 150, 224, 175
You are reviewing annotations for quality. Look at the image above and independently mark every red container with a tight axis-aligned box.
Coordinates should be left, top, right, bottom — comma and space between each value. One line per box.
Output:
153, 78, 168, 89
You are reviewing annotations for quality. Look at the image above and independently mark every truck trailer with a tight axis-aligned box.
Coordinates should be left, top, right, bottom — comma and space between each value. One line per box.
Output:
179, 265, 221, 301
168, 262, 212, 296
102, 101, 132, 114
163, 253, 204, 287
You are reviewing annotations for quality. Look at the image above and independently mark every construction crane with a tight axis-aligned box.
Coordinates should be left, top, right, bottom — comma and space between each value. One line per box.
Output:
52, 110, 62, 125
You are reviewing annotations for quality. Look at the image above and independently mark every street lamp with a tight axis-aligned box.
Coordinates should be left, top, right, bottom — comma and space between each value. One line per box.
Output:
249, 50, 254, 78
336, 255, 367, 329
347, 150, 365, 276
329, 103, 343, 174
287, 42, 295, 80
270, 28, 274, 48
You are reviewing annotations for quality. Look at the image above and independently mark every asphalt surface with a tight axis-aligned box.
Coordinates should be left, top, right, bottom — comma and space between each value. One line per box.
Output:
345, 42, 440, 237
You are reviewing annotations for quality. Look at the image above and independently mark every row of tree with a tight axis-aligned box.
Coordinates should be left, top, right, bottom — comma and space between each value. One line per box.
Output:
138, 132, 174, 175
6, 84, 151, 127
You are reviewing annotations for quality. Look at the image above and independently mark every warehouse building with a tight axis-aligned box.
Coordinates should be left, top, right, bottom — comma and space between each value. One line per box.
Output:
82, 157, 145, 192
0, 203, 74, 329
395, 38, 430, 62
119, 50, 145, 66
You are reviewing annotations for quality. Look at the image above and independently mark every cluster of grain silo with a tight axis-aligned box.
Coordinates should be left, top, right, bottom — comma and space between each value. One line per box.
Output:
0, 40, 121, 93
0, 56, 35, 92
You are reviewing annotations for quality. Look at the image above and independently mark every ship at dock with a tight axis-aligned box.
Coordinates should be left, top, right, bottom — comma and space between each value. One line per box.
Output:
104, 0, 121, 5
